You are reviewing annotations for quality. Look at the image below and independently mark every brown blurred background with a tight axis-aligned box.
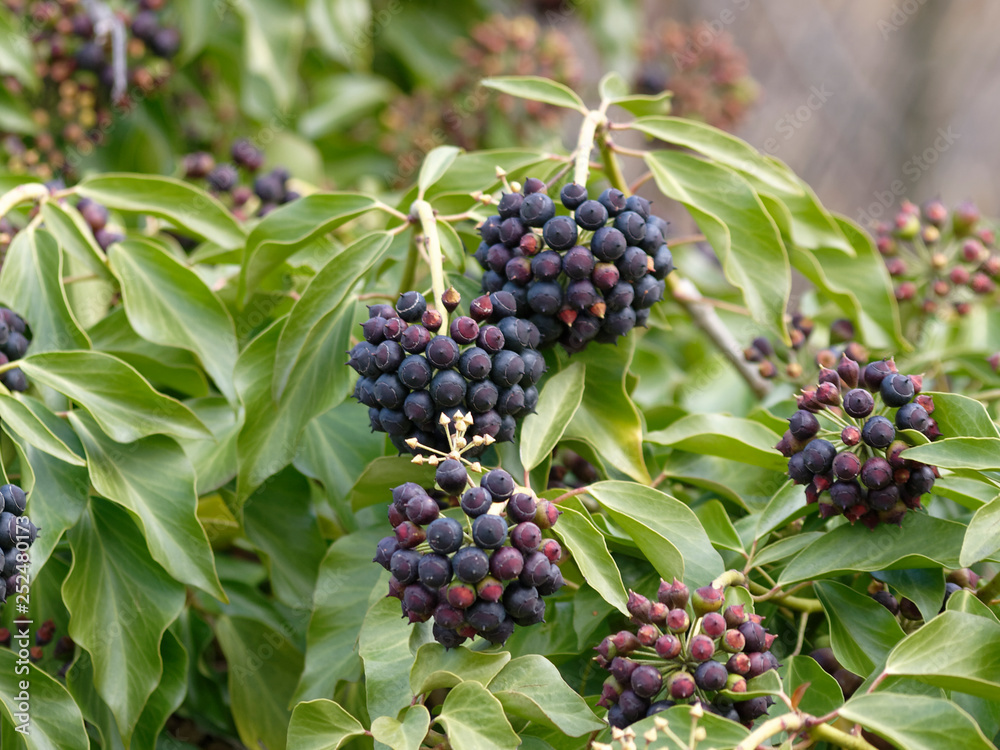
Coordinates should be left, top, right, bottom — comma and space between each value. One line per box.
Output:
636, 0, 1000, 224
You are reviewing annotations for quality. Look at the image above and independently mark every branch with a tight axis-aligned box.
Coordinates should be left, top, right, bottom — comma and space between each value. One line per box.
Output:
0, 183, 49, 220
411, 199, 448, 329
747, 580, 823, 613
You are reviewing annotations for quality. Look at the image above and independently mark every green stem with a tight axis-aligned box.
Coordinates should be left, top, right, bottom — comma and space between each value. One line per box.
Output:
976, 567, 1000, 604
808, 721, 879, 750
412, 199, 448, 330
597, 130, 629, 193
0, 182, 49, 220
748, 580, 823, 613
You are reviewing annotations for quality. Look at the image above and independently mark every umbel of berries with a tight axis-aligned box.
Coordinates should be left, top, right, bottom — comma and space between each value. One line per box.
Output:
0, 484, 37, 606
372, 412, 564, 648
0, 307, 32, 392
595, 572, 779, 729
778, 354, 941, 528
473, 177, 674, 353
347, 288, 545, 455
875, 198, 999, 318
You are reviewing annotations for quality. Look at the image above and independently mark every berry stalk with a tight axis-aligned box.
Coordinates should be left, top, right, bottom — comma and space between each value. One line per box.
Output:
412, 199, 449, 330
0, 184, 50, 223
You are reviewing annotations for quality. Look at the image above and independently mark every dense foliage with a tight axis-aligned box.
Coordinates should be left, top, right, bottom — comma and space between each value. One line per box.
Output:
1, 3, 999, 750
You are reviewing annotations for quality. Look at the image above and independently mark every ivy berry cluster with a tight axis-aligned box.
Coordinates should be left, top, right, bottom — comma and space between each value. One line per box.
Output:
373, 413, 563, 648
474, 177, 673, 353
596, 575, 779, 729
1, 0, 179, 178
876, 199, 999, 317
182, 139, 301, 220
1, 484, 37, 605
348, 289, 545, 455
778, 354, 940, 527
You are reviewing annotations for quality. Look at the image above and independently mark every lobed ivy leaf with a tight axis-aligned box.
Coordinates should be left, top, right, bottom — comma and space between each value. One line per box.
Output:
0, 393, 85, 465
920, 392, 999, 439
371, 705, 431, 750
286, 699, 367, 750
109, 238, 239, 404
62, 497, 186, 744
962, 494, 1000, 565
360, 597, 432, 724
75, 174, 246, 249
39, 201, 111, 280
69, 411, 225, 599
417, 145, 462, 198
904, 437, 1000, 471
21, 350, 210, 442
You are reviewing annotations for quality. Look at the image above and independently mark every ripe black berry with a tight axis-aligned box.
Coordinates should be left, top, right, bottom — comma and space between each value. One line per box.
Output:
863, 360, 896, 391
505, 256, 533, 285
802, 439, 837, 473
575, 199, 609, 231
598, 188, 627, 217
506, 492, 536, 523
563, 246, 595, 279
880, 374, 915, 407
373, 374, 407, 410
400, 325, 432, 354
520, 551, 552, 587
481, 469, 515, 502
861, 457, 893, 490
379, 409, 411, 436
390, 549, 422, 584
418, 554, 453, 588
490, 350, 525, 388
694, 660, 728, 691
347, 342, 379, 377
402, 584, 437, 621
374, 537, 398, 569
396, 291, 427, 322
498, 192, 524, 219
403, 391, 435, 425
862, 416, 895, 448
479, 215, 502, 245
789, 410, 820, 441
461, 486, 493, 517
829, 480, 862, 509
503, 583, 539, 617
651, 245, 674, 279
519, 349, 546, 386
602, 307, 636, 339
499, 217, 527, 247
591, 226, 627, 261
467, 600, 506, 633
531, 251, 562, 281
496, 385, 526, 417
467, 380, 499, 412
520, 193, 556, 227
452, 546, 491, 583
426, 517, 464, 555
787, 453, 813, 484
614, 211, 647, 246
526, 282, 563, 315
605, 282, 635, 311
207, 164, 238, 192
560, 183, 587, 209
541, 216, 579, 253
906, 465, 935, 495
425, 336, 461, 369
487, 244, 513, 274
0, 485, 26, 517
630, 665, 662, 698
430, 370, 467, 408
632, 276, 665, 309
375, 341, 404, 373
625, 195, 651, 219
832, 452, 861, 480
510, 521, 542, 552
490, 546, 524, 580
868, 484, 899, 511
895, 402, 930, 432
472, 514, 508, 549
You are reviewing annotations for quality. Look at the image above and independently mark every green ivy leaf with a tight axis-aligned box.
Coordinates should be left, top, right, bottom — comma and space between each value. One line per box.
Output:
779, 655, 845, 718
874, 569, 946, 623
946, 590, 999, 623
588, 481, 724, 585
0, 393, 85, 465
779, 513, 965, 585
21, 351, 210, 442
645, 150, 790, 339
884, 611, 1000, 700
63, 498, 185, 744
0, 228, 90, 352
904, 437, 1000, 471
519, 361, 585, 471
180, 397, 241, 495
130, 630, 188, 750
695, 499, 745, 553
109, 238, 239, 404
552, 504, 628, 614
623, 704, 749, 749
286, 699, 367, 750
273, 232, 392, 400
487, 655, 604, 737
216, 615, 305, 750
418, 146, 463, 199
409, 643, 510, 695
69, 411, 225, 599
239, 192, 377, 302
39, 202, 111, 280
371, 705, 431, 750
306, 0, 371, 66
562, 337, 648, 482
295, 529, 387, 702
360, 598, 431, 723
814, 581, 905, 676
349, 455, 438, 511
647, 413, 787, 472
0, 649, 89, 750
75, 174, 245, 249
436, 681, 520, 750
840, 693, 996, 750
921, 392, 999, 439
482, 76, 585, 112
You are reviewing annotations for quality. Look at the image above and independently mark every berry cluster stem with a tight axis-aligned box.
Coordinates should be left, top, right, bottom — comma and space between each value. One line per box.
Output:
0, 183, 49, 221
573, 109, 605, 187
975, 566, 1000, 605
735, 712, 878, 750
412, 199, 448, 330
747, 580, 823, 613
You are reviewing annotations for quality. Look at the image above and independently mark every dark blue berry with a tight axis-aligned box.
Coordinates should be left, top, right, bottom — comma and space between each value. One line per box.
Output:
425, 336, 461, 369
472, 514, 508, 549
418, 553, 453, 588
560, 183, 588, 209
453, 546, 491, 583
542, 216, 578, 251
390, 549, 422, 584
598, 188, 627, 217
614, 211, 647, 246
862, 416, 895, 449
520, 193, 556, 227
527, 282, 563, 316
436, 458, 469, 495
651, 245, 674, 279
896, 402, 930, 432
591, 226, 627, 261
427, 517, 464, 555
880, 374, 915, 407
396, 291, 427, 322
802, 439, 837, 473
467, 380, 499, 412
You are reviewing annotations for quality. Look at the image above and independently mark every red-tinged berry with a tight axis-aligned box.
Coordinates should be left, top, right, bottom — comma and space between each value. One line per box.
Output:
702, 612, 726, 638
630, 665, 663, 698
655, 633, 682, 659
510, 521, 542, 552
658, 578, 689, 609
636, 624, 659, 647
476, 576, 504, 602
667, 671, 696, 700
727, 652, 751, 675
689, 634, 715, 661
666, 608, 690, 633
395, 521, 426, 549
540, 538, 562, 563
611, 630, 640, 655
692, 585, 724, 616
722, 628, 746, 653
627, 591, 652, 623
841, 425, 861, 446
534, 499, 560, 529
